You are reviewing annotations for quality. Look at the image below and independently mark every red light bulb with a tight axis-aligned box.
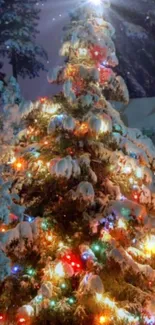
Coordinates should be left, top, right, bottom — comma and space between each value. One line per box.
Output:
40, 97, 47, 103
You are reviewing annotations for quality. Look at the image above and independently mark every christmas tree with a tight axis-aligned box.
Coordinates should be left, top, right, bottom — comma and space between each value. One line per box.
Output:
0, 1, 155, 324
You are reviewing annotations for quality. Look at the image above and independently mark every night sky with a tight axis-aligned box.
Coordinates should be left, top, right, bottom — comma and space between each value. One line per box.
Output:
4, 0, 155, 100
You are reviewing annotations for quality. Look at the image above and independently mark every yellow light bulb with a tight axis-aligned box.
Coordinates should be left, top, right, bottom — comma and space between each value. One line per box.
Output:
58, 242, 64, 248
145, 235, 155, 255
47, 235, 53, 241
99, 316, 106, 324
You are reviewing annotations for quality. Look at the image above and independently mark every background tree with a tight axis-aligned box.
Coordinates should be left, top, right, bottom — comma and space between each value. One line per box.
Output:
0, 0, 48, 80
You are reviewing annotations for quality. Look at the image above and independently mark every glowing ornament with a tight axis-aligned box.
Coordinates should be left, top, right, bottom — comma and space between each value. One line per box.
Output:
61, 251, 82, 273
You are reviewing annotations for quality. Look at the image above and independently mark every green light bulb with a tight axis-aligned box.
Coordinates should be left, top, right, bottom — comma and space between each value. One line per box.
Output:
94, 244, 100, 251
61, 283, 66, 289
50, 300, 56, 307
41, 221, 48, 230
68, 297, 75, 305
27, 268, 35, 276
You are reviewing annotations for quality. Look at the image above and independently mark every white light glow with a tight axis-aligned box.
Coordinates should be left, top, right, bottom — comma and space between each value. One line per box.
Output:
90, 0, 101, 5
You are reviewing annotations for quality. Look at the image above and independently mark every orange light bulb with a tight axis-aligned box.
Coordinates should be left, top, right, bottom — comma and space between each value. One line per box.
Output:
19, 318, 26, 323
99, 316, 106, 324
16, 162, 22, 169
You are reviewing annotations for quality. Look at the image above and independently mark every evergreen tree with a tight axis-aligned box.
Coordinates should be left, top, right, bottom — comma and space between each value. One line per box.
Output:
0, 1, 155, 325
0, 0, 48, 79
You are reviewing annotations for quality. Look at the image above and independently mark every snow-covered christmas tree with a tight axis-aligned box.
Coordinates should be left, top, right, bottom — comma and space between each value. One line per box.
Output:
0, 1, 155, 324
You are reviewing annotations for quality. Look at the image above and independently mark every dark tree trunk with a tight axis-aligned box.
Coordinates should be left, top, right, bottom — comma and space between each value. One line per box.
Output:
11, 51, 18, 80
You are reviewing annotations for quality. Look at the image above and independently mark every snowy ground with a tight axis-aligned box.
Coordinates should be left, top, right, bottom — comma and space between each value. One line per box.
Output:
113, 97, 155, 129
112, 97, 155, 143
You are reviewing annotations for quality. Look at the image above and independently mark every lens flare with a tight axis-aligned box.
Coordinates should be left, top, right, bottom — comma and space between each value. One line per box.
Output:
90, 0, 101, 5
